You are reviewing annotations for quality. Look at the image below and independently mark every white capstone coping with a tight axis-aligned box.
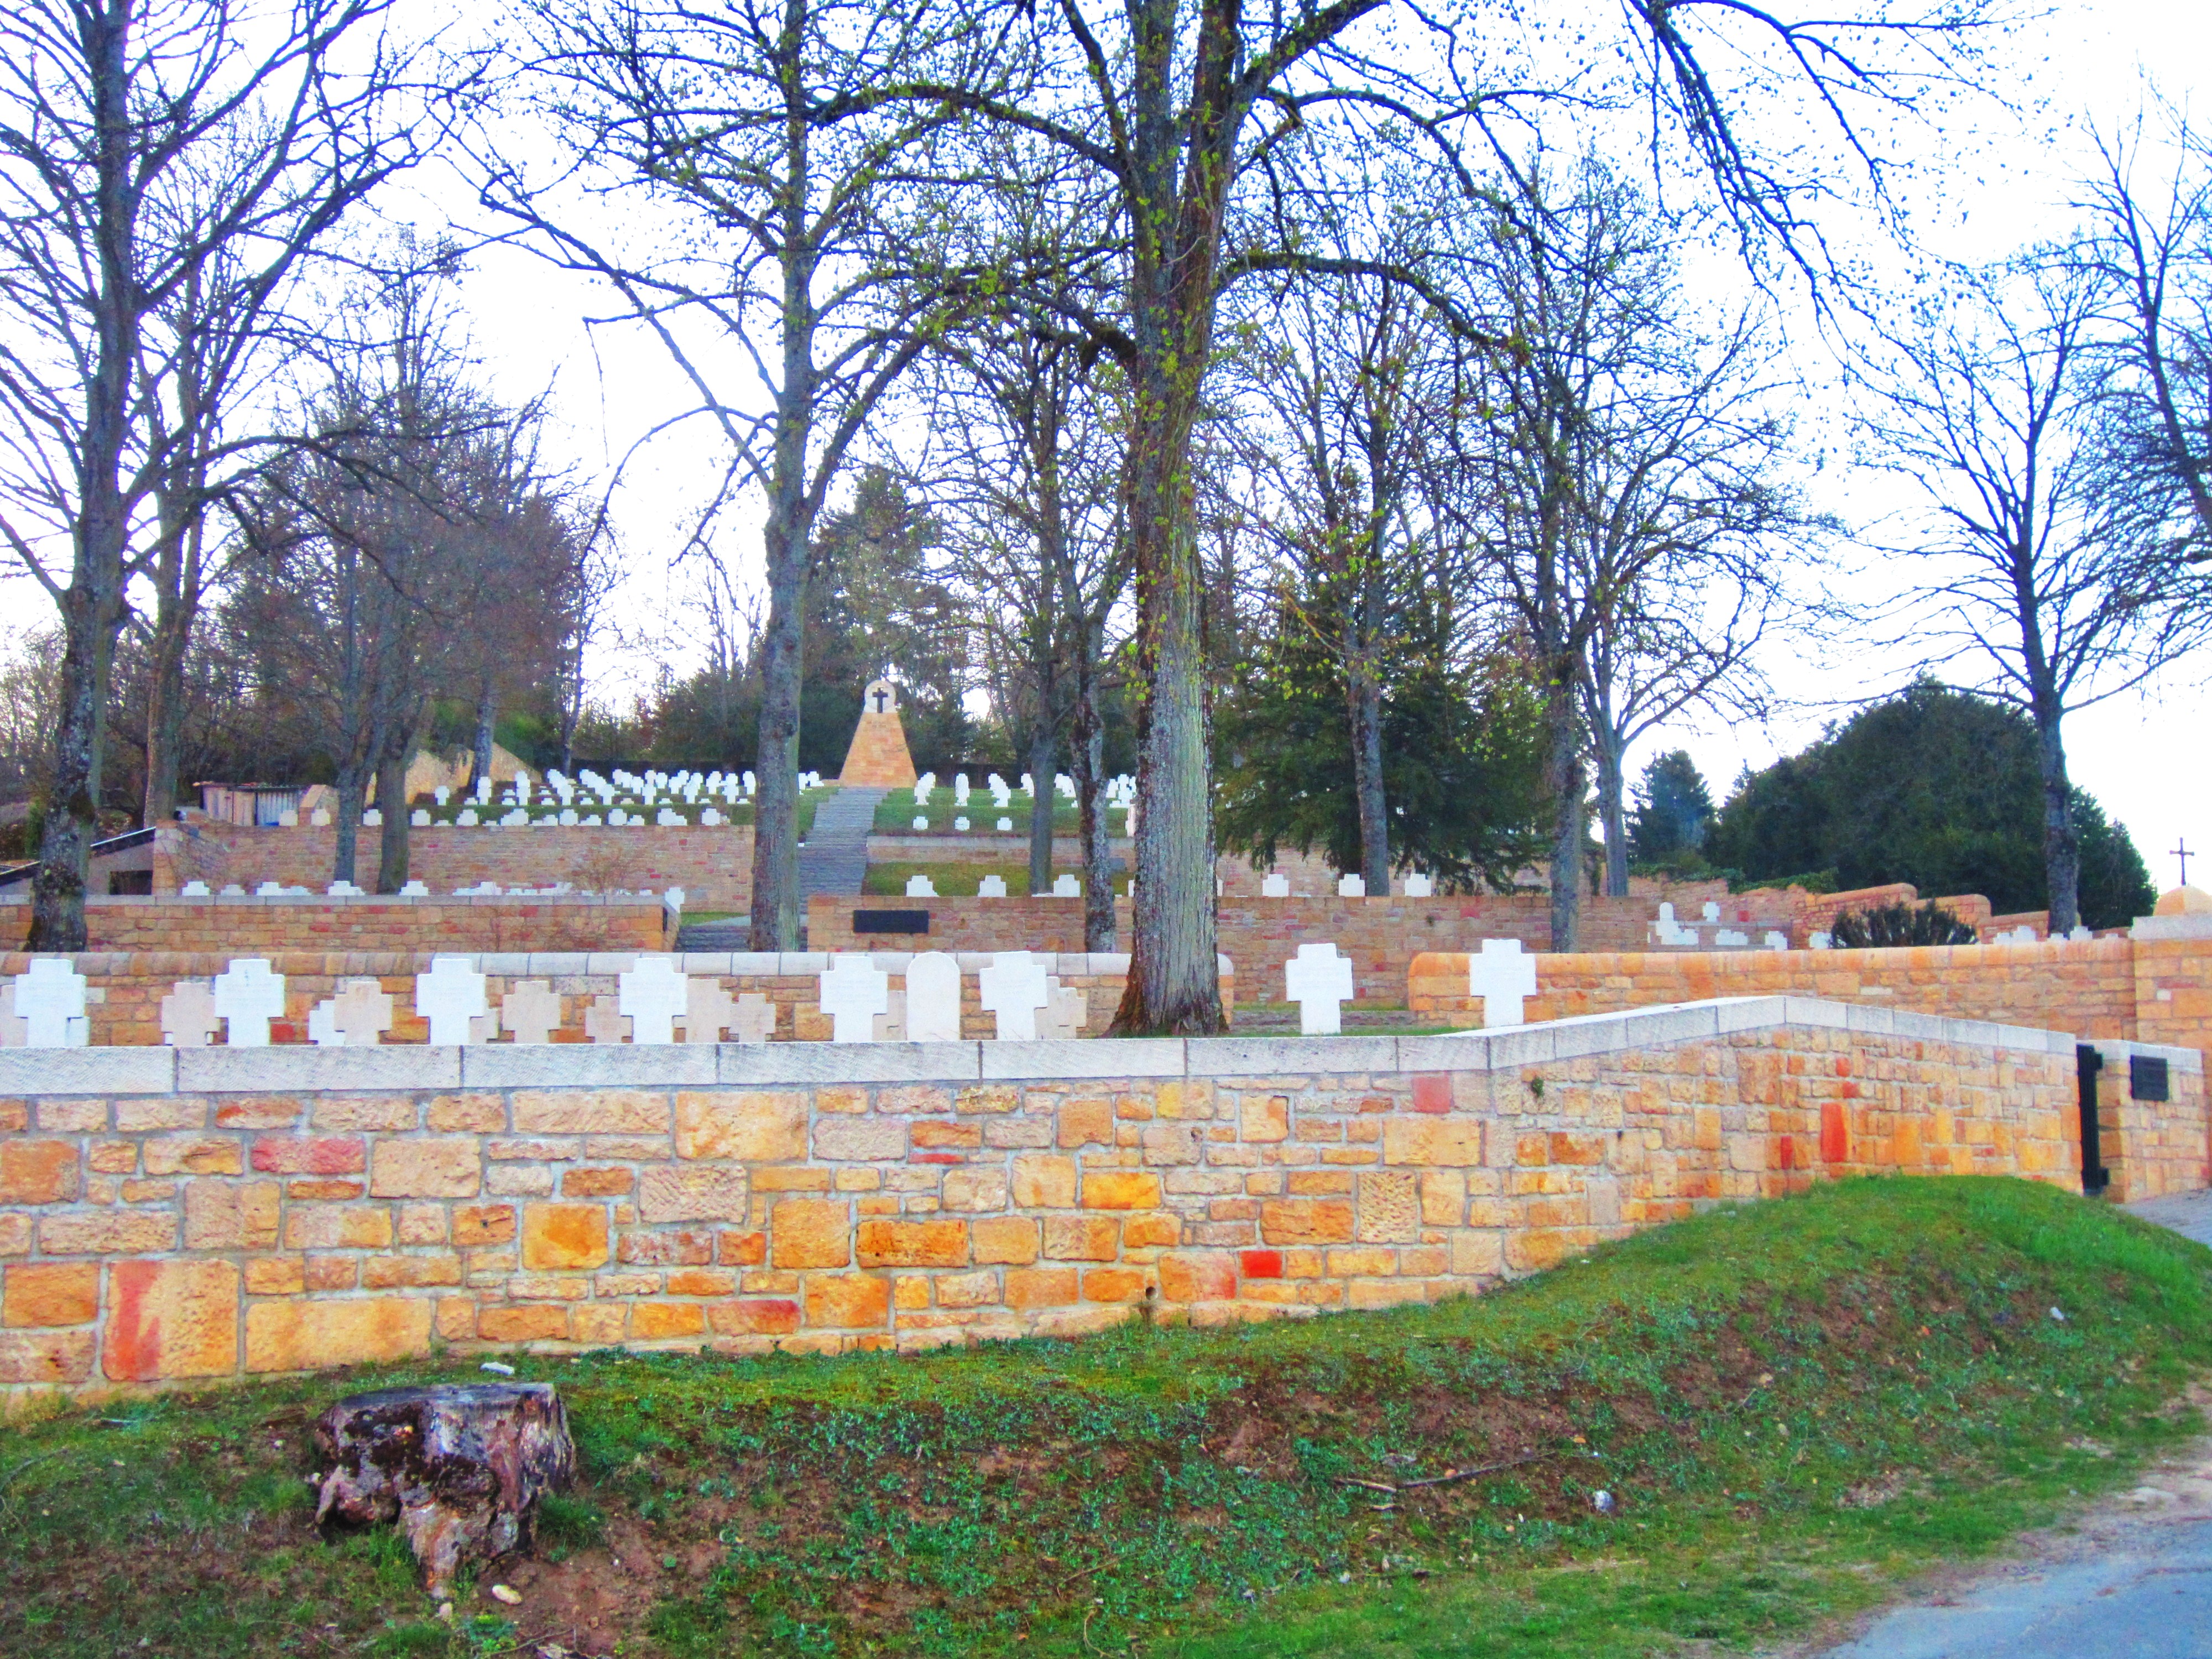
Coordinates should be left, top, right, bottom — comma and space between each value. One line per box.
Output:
0, 993, 2194, 1094
2132, 911, 2212, 941
0, 891, 668, 907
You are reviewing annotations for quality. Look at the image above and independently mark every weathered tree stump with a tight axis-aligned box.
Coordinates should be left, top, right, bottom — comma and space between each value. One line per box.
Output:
312, 1383, 575, 1595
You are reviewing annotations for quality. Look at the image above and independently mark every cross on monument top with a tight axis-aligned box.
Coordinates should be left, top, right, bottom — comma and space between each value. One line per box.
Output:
2176, 838, 2193, 886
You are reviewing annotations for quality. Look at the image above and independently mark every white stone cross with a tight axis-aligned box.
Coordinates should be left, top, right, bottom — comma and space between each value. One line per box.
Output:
995, 817, 1013, 832
500, 980, 563, 1043
1701, 901, 1721, 922
1261, 872, 1291, 898
619, 957, 690, 1044
584, 994, 629, 1044
400, 879, 429, 896
954, 816, 970, 831
1402, 872, 1434, 897
731, 992, 777, 1044
160, 980, 220, 1046
1338, 874, 1366, 898
1051, 873, 1080, 896
15, 959, 90, 1047
680, 977, 736, 1044
979, 951, 1051, 1041
904, 951, 962, 1042
1468, 938, 1538, 1028
180, 880, 211, 897
954, 774, 971, 805
415, 956, 489, 1045
912, 815, 931, 831
1650, 903, 1698, 948
1284, 942, 1357, 1035
905, 873, 937, 896
873, 989, 907, 1042
819, 954, 889, 1043
213, 958, 285, 1046
977, 874, 1008, 898
333, 978, 393, 1045
1041, 977, 1087, 1039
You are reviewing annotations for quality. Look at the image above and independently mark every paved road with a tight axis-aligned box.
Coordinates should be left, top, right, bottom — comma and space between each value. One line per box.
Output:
1799, 1191, 2212, 1659
676, 787, 884, 951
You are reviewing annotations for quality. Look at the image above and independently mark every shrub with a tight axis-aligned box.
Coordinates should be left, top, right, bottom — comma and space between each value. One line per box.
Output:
1826, 900, 1978, 948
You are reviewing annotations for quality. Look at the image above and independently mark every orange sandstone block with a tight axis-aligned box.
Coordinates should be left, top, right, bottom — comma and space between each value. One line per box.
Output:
1240, 1094, 1290, 1142
571, 1303, 628, 1345
1123, 1212, 1181, 1248
0, 1139, 80, 1204
676, 1091, 806, 1161
804, 1273, 891, 1328
1259, 1199, 1355, 1245
0, 1330, 94, 1384
474, 1305, 570, 1344
1057, 1098, 1115, 1147
184, 1177, 280, 1250
40, 1210, 178, 1255
522, 1203, 610, 1270
244, 1257, 306, 1295
708, 1298, 801, 1335
1042, 1214, 1119, 1261
973, 1216, 1040, 1264
1011, 1153, 1077, 1209
102, 1259, 239, 1381
633, 1302, 706, 1339
454, 1204, 517, 1247
857, 1218, 970, 1268
1083, 1170, 1162, 1210
666, 1269, 736, 1296
1156, 1253, 1236, 1303
369, 1138, 481, 1199
142, 1136, 242, 1177
773, 1198, 851, 1269
1382, 1118, 1484, 1167
1005, 1266, 1079, 1309
1082, 1266, 1148, 1302
514, 1090, 670, 1135
4, 1261, 98, 1327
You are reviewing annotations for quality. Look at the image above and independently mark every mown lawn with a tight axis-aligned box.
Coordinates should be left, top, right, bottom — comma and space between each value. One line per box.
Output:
6, 1176, 2208, 1658
860, 859, 1130, 898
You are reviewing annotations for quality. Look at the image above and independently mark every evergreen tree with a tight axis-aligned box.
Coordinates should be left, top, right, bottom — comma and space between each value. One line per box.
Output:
1627, 750, 1715, 861
1707, 680, 2154, 926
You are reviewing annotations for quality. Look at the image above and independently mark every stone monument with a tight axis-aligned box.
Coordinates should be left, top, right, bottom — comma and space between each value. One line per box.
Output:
837, 677, 920, 787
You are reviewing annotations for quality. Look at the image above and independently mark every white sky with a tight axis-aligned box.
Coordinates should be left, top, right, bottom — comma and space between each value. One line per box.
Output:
4, 0, 2207, 884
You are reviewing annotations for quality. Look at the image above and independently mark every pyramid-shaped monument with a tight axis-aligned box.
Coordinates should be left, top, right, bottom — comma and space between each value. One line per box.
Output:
838, 677, 919, 787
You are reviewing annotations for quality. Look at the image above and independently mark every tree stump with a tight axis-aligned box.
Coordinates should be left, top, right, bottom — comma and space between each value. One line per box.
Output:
312, 1383, 575, 1595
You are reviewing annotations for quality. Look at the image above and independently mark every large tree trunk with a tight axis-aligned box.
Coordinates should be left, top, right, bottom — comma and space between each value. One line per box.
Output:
1026, 721, 1056, 896
142, 603, 192, 828
1595, 724, 1629, 898
1542, 668, 1584, 952
1072, 653, 1114, 952
30, 580, 122, 948
1108, 392, 1222, 1034
1348, 666, 1389, 896
471, 679, 495, 788
332, 766, 366, 886
2034, 698, 2080, 935
747, 501, 807, 951
374, 739, 414, 894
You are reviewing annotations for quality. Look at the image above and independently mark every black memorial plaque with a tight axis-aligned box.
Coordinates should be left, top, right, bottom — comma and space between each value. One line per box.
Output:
2130, 1054, 2171, 1102
852, 909, 931, 935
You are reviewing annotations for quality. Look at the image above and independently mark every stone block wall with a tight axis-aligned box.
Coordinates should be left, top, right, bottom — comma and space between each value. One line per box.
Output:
810, 894, 1807, 1001
1, 997, 2185, 1402
155, 824, 756, 911
0, 896, 670, 958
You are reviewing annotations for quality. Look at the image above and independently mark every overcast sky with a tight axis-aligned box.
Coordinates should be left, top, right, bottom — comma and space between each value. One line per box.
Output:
8, 0, 2209, 890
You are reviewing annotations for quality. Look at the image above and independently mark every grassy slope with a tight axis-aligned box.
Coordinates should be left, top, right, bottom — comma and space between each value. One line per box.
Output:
5, 1177, 2208, 1658
872, 787, 1114, 837
861, 859, 1132, 899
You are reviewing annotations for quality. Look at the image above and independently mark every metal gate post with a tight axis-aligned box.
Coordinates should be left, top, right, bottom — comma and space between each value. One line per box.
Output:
2077, 1044, 2110, 1197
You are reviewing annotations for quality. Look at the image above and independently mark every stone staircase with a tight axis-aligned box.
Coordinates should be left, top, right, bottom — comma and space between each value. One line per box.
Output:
676, 787, 884, 950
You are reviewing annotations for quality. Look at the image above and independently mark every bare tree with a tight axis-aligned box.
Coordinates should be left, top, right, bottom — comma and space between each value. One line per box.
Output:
1860, 255, 2210, 933
474, 0, 996, 949
0, 0, 426, 946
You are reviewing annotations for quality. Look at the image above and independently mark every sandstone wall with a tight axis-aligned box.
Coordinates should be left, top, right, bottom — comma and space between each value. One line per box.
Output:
156, 824, 755, 911
2, 998, 2190, 1402
0, 896, 669, 959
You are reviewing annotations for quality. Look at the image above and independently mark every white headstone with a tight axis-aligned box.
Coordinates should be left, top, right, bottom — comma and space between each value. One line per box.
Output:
415, 955, 489, 1045
501, 980, 564, 1044
1701, 901, 1721, 922
1055, 773, 1075, 799
2069, 924, 2093, 942
1284, 942, 1355, 1036
362, 809, 381, 827
904, 951, 962, 1042
160, 980, 218, 1047
1261, 873, 1291, 898
819, 954, 889, 1044
14, 959, 88, 1048
664, 886, 686, 912
905, 873, 937, 896
657, 808, 685, 826
327, 880, 363, 897
1338, 874, 1366, 898
618, 957, 690, 1044
1468, 938, 1538, 1029
180, 880, 211, 896
1402, 873, 1434, 898
400, 879, 429, 896
914, 773, 935, 805
1040, 978, 1086, 1039
213, 958, 285, 1045
979, 951, 1051, 1041
680, 977, 736, 1044
1051, 874, 1080, 896
977, 874, 1008, 898
954, 816, 970, 831
701, 807, 722, 826
411, 809, 430, 826
220, 884, 244, 895
1714, 928, 1749, 947
332, 978, 393, 1045
434, 786, 451, 806
1020, 773, 1034, 797
255, 881, 284, 896
731, 992, 777, 1044
1809, 931, 1834, 951
912, 816, 930, 831
1764, 931, 1789, 951
456, 808, 479, 827
954, 774, 971, 806
307, 999, 342, 1046
996, 817, 1013, 832
310, 809, 331, 827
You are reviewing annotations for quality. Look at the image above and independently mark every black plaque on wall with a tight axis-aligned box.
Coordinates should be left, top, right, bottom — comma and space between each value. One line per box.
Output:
2131, 1055, 2171, 1102
853, 909, 931, 935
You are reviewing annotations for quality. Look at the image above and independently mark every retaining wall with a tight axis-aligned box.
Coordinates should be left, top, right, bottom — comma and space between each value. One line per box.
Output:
155, 823, 755, 912
1, 997, 2196, 1402
0, 896, 670, 958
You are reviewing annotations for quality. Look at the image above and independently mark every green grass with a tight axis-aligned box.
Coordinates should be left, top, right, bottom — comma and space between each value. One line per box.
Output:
863, 859, 1132, 898
5, 1177, 2207, 1658
873, 786, 1125, 838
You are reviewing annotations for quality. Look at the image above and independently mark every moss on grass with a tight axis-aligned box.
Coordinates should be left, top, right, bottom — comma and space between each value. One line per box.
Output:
4, 1177, 2206, 1657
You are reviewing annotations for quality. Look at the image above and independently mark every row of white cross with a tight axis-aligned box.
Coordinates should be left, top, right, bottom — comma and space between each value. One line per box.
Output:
175, 881, 682, 904
1260, 872, 1434, 898
0, 952, 1096, 1050
1277, 938, 1536, 1034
